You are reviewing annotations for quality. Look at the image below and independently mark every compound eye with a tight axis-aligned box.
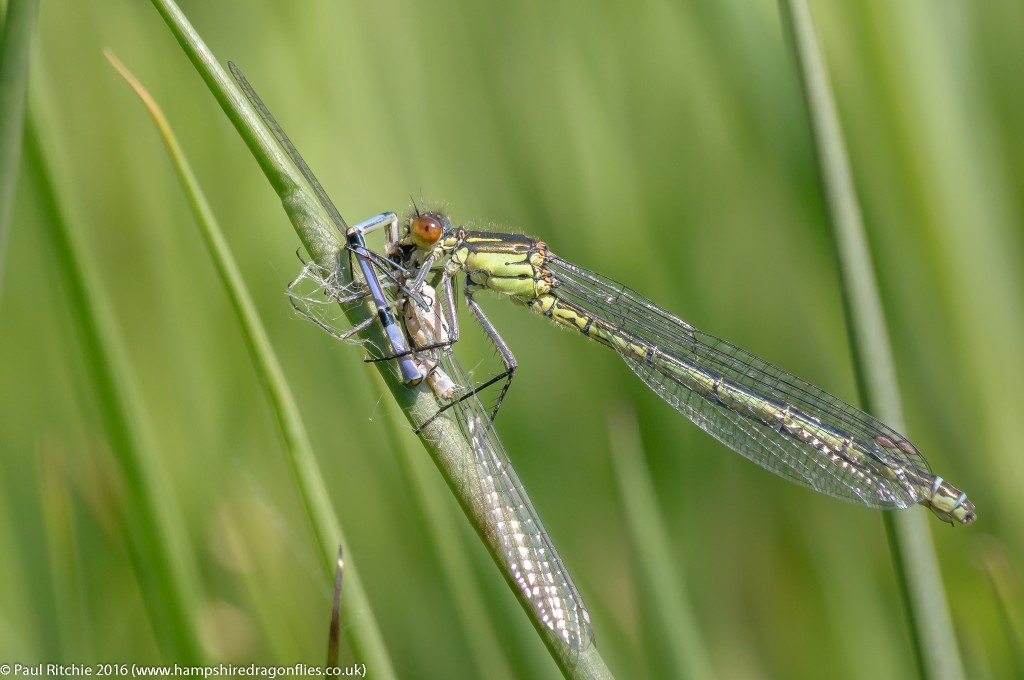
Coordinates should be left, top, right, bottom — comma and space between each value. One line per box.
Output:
410, 214, 444, 246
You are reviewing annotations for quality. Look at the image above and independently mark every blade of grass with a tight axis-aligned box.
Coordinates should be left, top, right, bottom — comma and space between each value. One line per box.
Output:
25, 73, 204, 661
0, 0, 39, 305
607, 405, 713, 680
147, 0, 612, 675
976, 537, 1024, 676
36, 444, 87, 657
778, 1, 965, 678
327, 546, 343, 668
105, 50, 395, 676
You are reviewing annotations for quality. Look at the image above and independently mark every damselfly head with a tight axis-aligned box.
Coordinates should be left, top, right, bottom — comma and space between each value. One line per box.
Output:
409, 211, 450, 248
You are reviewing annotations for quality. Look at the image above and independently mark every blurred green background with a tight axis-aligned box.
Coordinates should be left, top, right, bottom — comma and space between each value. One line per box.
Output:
2, 0, 1022, 677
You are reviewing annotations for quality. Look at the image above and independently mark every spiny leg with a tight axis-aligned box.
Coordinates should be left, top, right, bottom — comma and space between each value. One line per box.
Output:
342, 212, 447, 378
414, 279, 518, 433
463, 288, 517, 424
362, 262, 456, 365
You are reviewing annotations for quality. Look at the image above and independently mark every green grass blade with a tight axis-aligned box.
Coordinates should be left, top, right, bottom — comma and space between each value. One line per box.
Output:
778, 1, 965, 678
146, 0, 613, 674
0, 0, 39, 304
607, 405, 713, 679
327, 546, 344, 668
105, 50, 396, 676
24, 75, 204, 662
35, 446, 87, 657
977, 538, 1024, 675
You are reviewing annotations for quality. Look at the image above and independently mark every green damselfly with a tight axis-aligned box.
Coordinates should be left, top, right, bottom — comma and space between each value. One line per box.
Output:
346, 210, 976, 526
229, 63, 595, 653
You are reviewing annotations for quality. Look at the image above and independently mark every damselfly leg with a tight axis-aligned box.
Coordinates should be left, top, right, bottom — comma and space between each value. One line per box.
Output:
346, 211, 519, 424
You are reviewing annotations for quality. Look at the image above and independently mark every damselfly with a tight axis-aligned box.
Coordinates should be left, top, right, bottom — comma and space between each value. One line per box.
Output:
229, 63, 595, 652
343, 210, 976, 526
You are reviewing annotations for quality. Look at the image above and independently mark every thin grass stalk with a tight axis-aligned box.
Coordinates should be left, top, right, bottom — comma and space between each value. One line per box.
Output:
976, 539, 1024, 676
105, 51, 395, 677
0, 0, 39, 305
778, 1, 965, 678
146, 0, 612, 674
327, 546, 344, 668
607, 406, 713, 679
24, 86, 204, 661
36, 446, 87, 657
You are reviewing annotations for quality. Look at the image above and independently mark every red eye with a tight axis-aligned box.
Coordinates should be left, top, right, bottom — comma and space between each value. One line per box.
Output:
411, 214, 444, 246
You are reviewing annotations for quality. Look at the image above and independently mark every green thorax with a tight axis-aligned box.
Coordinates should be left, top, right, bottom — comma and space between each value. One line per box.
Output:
443, 230, 554, 301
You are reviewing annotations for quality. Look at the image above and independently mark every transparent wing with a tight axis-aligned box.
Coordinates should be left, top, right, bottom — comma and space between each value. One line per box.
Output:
228, 62, 348, 231
548, 256, 934, 510
399, 274, 594, 653
434, 346, 594, 653
327, 254, 593, 651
